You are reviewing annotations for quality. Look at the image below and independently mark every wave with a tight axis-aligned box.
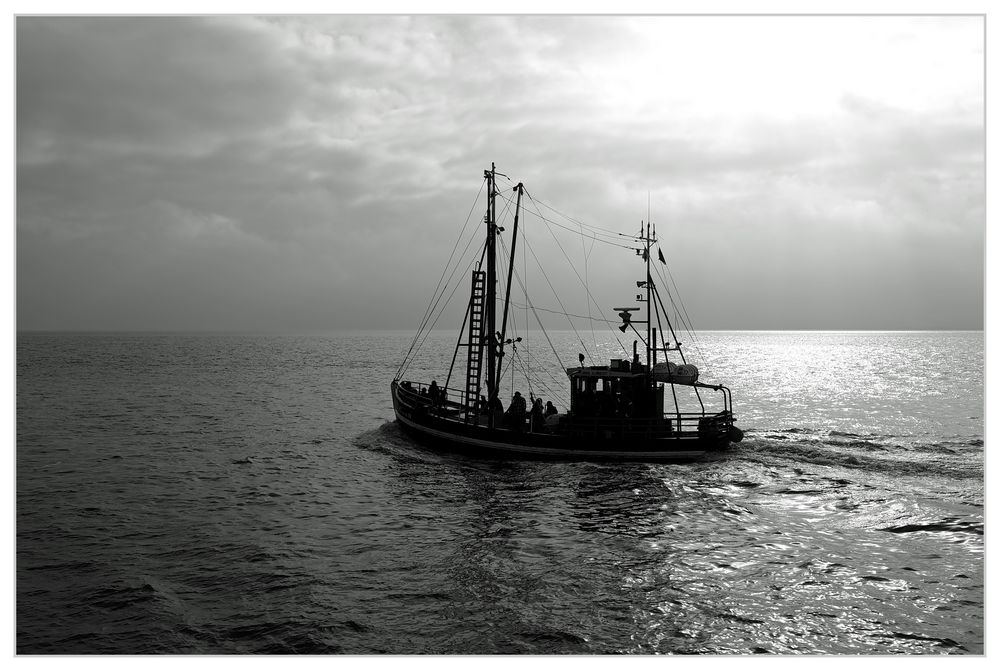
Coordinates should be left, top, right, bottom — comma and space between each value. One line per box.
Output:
355, 420, 982, 480
748, 428, 983, 452
353, 421, 450, 465
881, 518, 983, 536
732, 429, 983, 479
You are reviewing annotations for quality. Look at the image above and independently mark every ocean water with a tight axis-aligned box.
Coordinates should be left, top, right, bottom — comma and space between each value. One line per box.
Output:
16, 330, 983, 654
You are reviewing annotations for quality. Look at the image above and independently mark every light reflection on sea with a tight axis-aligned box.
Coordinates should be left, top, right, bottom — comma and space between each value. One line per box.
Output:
17, 331, 983, 653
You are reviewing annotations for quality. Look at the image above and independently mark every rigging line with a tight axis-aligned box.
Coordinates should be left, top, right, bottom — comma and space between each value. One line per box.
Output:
664, 263, 701, 347
523, 359, 566, 405
505, 311, 567, 407
398, 225, 485, 379
503, 263, 550, 401
500, 245, 578, 396
581, 222, 597, 356
500, 329, 566, 404
523, 192, 623, 340
397, 178, 485, 376
413, 250, 484, 356
519, 207, 639, 250
506, 267, 530, 398
652, 277, 704, 410
402, 232, 486, 374
509, 353, 566, 408
508, 301, 618, 325
518, 190, 639, 246
495, 191, 516, 228
652, 257, 700, 350
523, 211, 528, 385
523, 194, 629, 356
516, 339, 570, 398
532, 377, 569, 409
514, 348, 534, 401
528, 192, 638, 238
515, 233, 593, 363
534, 365, 570, 408
584, 231, 599, 352
505, 341, 560, 403
651, 260, 707, 365
650, 280, 683, 363
651, 262, 689, 345
525, 287, 567, 375
525, 363, 561, 408
498, 239, 533, 383
400, 239, 486, 379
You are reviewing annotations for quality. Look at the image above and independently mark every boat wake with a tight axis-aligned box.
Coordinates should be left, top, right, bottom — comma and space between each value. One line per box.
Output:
353, 421, 450, 464
731, 428, 983, 479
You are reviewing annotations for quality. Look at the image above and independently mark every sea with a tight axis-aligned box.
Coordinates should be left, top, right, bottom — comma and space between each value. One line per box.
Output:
16, 330, 984, 655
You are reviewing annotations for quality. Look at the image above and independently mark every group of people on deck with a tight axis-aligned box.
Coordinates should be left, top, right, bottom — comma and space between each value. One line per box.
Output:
404, 380, 558, 432
403, 380, 448, 404
476, 391, 558, 432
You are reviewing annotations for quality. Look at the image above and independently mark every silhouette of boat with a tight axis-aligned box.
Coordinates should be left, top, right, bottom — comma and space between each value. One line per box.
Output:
391, 163, 742, 461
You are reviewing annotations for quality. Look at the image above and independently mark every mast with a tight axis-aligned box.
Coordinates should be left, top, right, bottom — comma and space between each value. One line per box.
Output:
645, 221, 652, 369
485, 164, 498, 415
495, 182, 523, 390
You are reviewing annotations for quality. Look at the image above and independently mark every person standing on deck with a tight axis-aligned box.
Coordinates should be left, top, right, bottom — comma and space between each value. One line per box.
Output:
510, 391, 527, 432
530, 398, 545, 433
489, 396, 505, 425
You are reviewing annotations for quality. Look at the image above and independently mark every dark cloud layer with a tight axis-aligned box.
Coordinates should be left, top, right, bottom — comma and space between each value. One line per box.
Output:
16, 15, 984, 331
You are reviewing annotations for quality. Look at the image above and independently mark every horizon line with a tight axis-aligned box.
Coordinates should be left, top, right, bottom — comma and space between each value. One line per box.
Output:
15, 328, 986, 335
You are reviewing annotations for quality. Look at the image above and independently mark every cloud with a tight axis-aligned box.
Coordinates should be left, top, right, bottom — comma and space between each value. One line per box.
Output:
16, 15, 984, 331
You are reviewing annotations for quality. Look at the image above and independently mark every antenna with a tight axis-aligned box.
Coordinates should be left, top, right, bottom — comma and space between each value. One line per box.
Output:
648, 192, 655, 240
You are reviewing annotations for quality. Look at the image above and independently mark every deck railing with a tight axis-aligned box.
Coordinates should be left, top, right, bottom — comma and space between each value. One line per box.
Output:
394, 380, 733, 437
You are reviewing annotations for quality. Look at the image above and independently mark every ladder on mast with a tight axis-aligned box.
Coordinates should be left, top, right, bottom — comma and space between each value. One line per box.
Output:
464, 270, 487, 422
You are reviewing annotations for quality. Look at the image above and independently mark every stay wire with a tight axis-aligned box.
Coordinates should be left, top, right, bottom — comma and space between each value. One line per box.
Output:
501, 307, 566, 409
520, 189, 638, 250
399, 236, 486, 379
506, 305, 569, 407
651, 256, 707, 366
529, 193, 640, 242
397, 179, 486, 378
523, 193, 629, 356
410, 246, 485, 368
515, 232, 592, 364
508, 301, 617, 325
499, 239, 573, 390
581, 222, 597, 355
402, 182, 517, 378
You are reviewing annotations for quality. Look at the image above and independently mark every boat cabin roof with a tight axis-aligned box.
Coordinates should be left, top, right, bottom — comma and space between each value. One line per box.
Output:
565, 366, 647, 380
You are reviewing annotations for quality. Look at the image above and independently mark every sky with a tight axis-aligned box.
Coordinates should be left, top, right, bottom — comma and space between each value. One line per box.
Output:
15, 13, 985, 332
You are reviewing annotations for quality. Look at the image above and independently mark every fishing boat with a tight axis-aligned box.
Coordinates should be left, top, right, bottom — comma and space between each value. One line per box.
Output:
391, 163, 742, 461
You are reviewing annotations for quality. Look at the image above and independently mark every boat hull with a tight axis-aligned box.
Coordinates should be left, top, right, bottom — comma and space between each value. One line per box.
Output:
391, 382, 728, 462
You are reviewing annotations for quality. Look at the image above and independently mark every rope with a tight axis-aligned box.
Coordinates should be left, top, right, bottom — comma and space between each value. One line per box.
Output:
581, 222, 598, 355
525, 209, 638, 251
529, 193, 640, 243
398, 237, 486, 379
508, 323, 570, 407
523, 192, 629, 356
515, 234, 593, 363
508, 302, 617, 326
396, 178, 484, 378
651, 253, 707, 367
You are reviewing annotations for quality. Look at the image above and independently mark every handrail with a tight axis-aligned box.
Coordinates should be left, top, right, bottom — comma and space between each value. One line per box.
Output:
395, 378, 735, 428
395, 379, 473, 412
